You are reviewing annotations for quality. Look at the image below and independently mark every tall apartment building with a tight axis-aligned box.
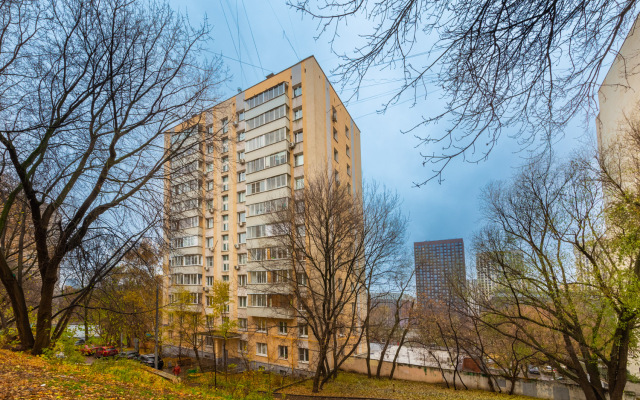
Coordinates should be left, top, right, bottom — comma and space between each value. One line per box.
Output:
475, 250, 524, 298
164, 56, 362, 374
414, 239, 466, 307
597, 13, 640, 156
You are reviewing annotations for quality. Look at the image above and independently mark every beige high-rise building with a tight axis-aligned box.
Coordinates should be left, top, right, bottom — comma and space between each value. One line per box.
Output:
597, 14, 640, 154
163, 56, 362, 373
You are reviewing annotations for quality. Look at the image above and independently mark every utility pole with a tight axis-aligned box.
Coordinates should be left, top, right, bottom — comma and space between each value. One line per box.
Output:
154, 281, 159, 370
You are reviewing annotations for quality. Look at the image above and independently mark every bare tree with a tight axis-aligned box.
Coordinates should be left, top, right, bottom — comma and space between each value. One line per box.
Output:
0, 0, 225, 353
264, 171, 367, 392
360, 182, 408, 377
290, 0, 639, 183
474, 150, 640, 400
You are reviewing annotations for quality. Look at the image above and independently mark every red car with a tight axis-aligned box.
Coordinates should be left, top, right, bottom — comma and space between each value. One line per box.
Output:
79, 345, 102, 356
95, 346, 119, 358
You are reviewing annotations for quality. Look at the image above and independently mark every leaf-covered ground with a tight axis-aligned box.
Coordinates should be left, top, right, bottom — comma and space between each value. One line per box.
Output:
281, 372, 535, 400
0, 348, 225, 399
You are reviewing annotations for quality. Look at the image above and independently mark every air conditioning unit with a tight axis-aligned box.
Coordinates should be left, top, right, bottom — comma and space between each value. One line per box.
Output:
289, 142, 296, 149
208, 208, 215, 213
239, 221, 245, 227
233, 120, 238, 127
208, 247, 215, 251
203, 287, 209, 292
239, 159, 246, 164
234, 265, 240, 270
234, 243, 240, 249
205, 267, 210, 271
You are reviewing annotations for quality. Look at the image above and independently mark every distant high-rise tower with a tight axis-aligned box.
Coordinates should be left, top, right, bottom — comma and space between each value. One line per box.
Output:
414, 239, 466, 306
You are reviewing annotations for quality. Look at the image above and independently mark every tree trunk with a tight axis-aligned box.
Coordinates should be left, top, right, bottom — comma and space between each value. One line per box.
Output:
376, 323, 398, 378
212, 340, 217, 388
388, 325, 409, 380
193, 345, 203, 372
32, 271, 58, 354
312, 349, 327, 392
0, 262, 34, 349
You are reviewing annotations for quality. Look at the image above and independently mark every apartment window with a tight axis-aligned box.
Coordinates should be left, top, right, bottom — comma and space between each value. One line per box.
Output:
222, 195, 228, 211
345, 126, 350, 138
237, 171, 245, 182
346, 145, 350, 158
238, 253, 247, 265
293, 108, 303, 121
207, 180, 214, 191
295, 177, 304, 190
206, 218, 214, 229
256, 319, 267, 333
222, 275, 229, 282
246, 105, 288, 130
237, 232, 246, 244
207, 144, 214, 154
206, 199, 214, 210
278, 321, 288, 335
222, 235, 229, 251
238, 318, 248, 331
297, 225, 306, 237
251, 271, 267, 284
246, 151, 288, 174
206, 162, 213, 172
299, 348, 309, 363
251, 294, 268, 307
222, 254, 229, 271
222, 138, 229, 153
238, 274, 247, 286
238, 340, 248, 353
237, 131, 245, 141
295, 131, 303, 143
334, 149, 338, 162
334, 170, 339, 184
222, 156, 229, 172
206, 237, 214, 248
237, 110, 245, 121
190, 293, 202, 304
238, 296, 247, 308
347, 164, 351, 176
222, 176, 229, 191
237, 191, 245, 203
248, 198, 288, 217
333, 128, 338, 141
237, 151, 245, 161
293, 85, 302, 97
222, 215, 229, 231
222, 118, 228, 133
294, 153, 304, 167
256, 342, 267, 356
298, 323, 308, 337
206, 276, 214, 286
246, 82, 287, 109
237, 212, 246, 223
278, 345, 289, 359
297, 272, 307, 286
245, 127, 287, 152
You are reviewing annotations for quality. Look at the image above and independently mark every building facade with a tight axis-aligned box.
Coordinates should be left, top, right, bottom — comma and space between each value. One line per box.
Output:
163, 56, 363, 374
475, 250, 524, 298
414, 239, 466, 307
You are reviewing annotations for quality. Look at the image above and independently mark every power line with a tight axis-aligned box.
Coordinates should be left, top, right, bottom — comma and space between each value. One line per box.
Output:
241, 0, 264, 74
266, 0, 300, 60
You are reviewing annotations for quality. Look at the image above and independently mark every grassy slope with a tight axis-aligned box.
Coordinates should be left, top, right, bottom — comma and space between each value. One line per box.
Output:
281, 371, 535, 400
0, 348, 223, 399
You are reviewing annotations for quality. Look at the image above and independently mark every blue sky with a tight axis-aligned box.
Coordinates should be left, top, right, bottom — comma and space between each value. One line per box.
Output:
171, 0, 594, 276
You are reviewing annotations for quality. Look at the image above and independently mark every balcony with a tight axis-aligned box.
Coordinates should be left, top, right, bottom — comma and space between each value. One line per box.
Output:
247, 306, 295, 319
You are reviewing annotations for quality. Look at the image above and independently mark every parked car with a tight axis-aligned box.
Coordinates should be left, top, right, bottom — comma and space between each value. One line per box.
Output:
95, 346, 119, 358
116, 350, 140, 360
79, 345, 102, 356
138, 354, 164, 370
529, 366, 541, 375
74, 338, 85, 346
